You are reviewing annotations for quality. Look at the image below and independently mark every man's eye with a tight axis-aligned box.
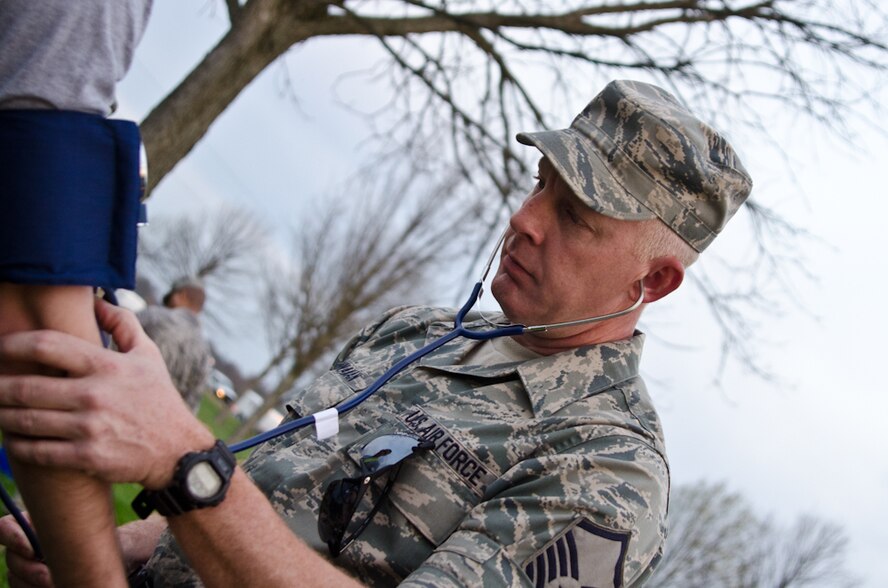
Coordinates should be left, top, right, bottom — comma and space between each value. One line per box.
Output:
533, 174, 545, 189
564, 205, 583, 225
562, 205, 597, 234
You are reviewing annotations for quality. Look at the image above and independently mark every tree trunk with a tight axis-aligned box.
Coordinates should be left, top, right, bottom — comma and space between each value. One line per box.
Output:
140, 0, 327, 193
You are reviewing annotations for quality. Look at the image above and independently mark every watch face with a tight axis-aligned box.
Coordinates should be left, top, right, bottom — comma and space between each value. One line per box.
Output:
186, 461, 223, 499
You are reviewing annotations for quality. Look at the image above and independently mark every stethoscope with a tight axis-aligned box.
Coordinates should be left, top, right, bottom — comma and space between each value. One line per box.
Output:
0, 230, 645, 560
229, 230, 645, 451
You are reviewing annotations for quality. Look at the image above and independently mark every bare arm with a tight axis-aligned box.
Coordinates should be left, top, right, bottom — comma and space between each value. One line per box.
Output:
163, 469, 362, 588
0, 284, 126, 587
0, 300, 362, 587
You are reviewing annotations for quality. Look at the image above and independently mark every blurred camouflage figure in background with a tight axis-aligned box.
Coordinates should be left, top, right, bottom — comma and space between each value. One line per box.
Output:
0, 80, 751, 588
137, 277, 212, 412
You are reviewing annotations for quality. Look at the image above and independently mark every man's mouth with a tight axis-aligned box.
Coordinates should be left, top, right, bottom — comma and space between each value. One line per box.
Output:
501, 249, 533, 281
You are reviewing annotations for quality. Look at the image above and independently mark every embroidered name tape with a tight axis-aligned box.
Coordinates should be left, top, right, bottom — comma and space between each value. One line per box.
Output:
399, 407, 496, 497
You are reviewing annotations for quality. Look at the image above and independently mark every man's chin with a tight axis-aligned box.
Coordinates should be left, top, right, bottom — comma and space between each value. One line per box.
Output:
490, 289, 533, 326
489, 278, 515, 314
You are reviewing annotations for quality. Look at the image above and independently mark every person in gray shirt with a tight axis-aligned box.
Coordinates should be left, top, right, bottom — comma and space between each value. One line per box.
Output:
0, 2, 153, 585
139, 277, 213, 413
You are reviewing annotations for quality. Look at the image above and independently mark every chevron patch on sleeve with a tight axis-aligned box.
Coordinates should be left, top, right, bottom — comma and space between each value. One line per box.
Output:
523, 518, 630, 588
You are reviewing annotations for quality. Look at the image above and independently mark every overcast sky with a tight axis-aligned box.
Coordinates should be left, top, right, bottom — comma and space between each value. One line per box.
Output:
116, 3, 888, 585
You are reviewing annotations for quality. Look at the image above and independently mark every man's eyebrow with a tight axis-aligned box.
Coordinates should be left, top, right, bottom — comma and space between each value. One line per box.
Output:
562, 189, 603, 231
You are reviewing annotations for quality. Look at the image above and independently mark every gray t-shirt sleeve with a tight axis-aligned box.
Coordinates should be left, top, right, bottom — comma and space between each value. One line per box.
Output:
0, 0, 153, 114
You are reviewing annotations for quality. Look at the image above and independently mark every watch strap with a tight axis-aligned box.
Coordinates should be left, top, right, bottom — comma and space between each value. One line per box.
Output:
132, 440, 236, 519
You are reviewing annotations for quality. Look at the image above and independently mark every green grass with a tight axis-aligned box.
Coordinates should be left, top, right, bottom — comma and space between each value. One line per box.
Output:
0, 393, 242, 586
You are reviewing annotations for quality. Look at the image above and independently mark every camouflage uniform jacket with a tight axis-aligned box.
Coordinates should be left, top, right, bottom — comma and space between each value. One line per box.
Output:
145, 305, 669, 587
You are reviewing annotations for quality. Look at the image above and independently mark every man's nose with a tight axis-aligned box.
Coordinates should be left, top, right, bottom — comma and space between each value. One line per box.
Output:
508, 192, 547, 245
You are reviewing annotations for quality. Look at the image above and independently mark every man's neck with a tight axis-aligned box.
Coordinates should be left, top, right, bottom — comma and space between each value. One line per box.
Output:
509, 314, 639, 356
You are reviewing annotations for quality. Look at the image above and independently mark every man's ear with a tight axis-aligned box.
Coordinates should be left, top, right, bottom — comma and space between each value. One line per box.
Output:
641, 256, 685, 304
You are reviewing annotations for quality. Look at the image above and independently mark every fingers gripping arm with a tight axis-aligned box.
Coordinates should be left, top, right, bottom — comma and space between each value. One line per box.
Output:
0, 285, 128, 587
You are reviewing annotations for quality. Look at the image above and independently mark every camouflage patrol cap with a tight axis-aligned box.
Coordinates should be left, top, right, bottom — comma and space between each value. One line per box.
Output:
516, 80, 752, 252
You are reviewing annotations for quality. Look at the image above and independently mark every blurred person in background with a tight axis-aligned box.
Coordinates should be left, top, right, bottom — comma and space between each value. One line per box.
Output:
137, 277, 213, 412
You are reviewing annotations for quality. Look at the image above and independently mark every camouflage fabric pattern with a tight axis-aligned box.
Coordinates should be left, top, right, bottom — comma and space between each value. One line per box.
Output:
145, 306, 669, 587
517, 79, 752, 252
137, 306, 212, 413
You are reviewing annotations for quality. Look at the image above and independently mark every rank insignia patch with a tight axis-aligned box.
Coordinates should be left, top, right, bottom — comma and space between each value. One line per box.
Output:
523, 518, 629, 588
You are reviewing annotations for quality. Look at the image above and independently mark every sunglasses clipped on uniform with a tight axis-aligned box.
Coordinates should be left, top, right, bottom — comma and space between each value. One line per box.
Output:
318, 433, 434, 557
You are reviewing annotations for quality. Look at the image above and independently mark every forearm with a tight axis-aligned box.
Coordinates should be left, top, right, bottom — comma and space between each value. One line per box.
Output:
119, 516, 169, 572
0, 284, 127, 587
0, 285, 101, 337
166, 469, 363, 588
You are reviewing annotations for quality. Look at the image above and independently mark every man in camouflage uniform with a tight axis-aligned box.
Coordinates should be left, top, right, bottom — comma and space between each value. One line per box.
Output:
0, 80, 751, 587
138, 277, 213, 412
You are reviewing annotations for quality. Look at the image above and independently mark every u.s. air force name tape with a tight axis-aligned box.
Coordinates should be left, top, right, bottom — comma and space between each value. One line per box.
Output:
399, 407, 497, 497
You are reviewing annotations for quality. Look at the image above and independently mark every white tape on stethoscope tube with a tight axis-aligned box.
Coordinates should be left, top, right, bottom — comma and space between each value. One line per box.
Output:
313, 408, 340, 440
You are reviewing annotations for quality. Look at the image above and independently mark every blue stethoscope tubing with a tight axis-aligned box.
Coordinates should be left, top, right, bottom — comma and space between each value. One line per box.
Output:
229, 231, 645, 453
0, 279, 514, 563
228, 280, 524, 453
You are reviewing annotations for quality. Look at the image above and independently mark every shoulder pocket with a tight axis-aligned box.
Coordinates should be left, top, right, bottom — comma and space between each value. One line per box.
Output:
286, 369, 361, 418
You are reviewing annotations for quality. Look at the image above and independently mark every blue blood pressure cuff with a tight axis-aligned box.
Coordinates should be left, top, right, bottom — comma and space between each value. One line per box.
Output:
0, 109, 145, 290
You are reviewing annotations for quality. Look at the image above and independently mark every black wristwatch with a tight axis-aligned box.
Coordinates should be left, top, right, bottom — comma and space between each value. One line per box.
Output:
131, 440, 236, 519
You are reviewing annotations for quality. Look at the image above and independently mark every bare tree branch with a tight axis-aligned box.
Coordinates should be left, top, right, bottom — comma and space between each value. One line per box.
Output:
144, 0, 887, 193
230, 164, 483, 438
224, 0, 241, 24
138, 0, 887, 381
136, 206, 269, 334
649, 481, 858, 588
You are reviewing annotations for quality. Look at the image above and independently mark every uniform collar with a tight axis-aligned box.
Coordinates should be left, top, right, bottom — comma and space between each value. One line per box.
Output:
418, 315, 645, 418
418, 316, 517, 377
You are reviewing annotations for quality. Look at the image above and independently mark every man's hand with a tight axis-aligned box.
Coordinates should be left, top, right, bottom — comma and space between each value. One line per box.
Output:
0, 513, 168, 588
0, 299, 215, 490
0, 512, 51, 588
